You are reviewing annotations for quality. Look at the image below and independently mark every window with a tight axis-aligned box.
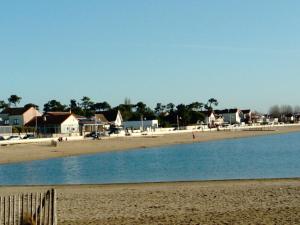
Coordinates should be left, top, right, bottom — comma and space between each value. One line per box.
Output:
13, 119, 19, 125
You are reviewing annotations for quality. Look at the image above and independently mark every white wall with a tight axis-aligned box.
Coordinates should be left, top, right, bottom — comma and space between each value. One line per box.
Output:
61, 115, 79, 134
123, 120, 159, 130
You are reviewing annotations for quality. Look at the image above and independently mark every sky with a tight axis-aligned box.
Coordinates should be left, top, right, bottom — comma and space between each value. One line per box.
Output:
0, 0, 300, 113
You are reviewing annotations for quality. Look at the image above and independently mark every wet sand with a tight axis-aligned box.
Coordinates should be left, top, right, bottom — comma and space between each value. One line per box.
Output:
1, 179, 300, 225
0, 125, 300, 165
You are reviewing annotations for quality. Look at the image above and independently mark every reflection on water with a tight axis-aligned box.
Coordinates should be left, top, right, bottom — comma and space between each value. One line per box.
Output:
0, 132, 300, 185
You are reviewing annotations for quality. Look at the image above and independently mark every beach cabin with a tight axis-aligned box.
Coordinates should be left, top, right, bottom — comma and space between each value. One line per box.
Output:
0, 106, 41, 126
26, 112, 79, 135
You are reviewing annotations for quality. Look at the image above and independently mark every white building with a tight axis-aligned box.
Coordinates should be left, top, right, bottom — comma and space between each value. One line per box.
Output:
26, 112, 79, 135
123, 120, 159, 131
216, 109, 244, 124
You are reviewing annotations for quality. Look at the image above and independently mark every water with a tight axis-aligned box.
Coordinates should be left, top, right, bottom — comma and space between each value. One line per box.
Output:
0, 132, 300, 185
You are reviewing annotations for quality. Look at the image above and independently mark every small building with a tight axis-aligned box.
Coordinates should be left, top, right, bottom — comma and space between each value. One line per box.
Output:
123, 120, 159, 131
0, 107, 41, 126
26, 112, 79, 135
95, 110, 123, 127
76, 115, 106, 135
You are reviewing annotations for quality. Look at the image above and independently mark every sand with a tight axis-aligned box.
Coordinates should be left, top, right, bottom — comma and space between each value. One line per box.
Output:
0, 179, 300, 225
0, 125, 300, 165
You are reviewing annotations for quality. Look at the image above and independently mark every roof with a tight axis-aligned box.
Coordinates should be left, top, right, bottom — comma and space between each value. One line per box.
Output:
26, 112, 76, 126
95, 114, 109, 123
214, 109, 240, 114
0, 107, 31, 116
199, 111, 214, 117
241, 109, 251, 114
95, 110, 119, 122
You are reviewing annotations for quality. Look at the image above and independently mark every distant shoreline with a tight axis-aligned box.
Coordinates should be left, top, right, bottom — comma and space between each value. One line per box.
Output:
0, 124, 300, 165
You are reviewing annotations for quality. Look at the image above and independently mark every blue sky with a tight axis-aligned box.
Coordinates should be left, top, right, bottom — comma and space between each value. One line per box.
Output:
0, 0, 299, 112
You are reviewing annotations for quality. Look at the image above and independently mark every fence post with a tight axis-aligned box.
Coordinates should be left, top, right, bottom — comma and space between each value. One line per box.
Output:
0, 196, 2, 225
51, 189, 57, 225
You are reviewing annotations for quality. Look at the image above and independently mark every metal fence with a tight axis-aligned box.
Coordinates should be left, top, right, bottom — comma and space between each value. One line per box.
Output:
0, 189, 57, 225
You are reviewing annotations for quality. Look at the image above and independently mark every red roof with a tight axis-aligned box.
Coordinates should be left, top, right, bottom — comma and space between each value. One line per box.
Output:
26, 112, 76, 126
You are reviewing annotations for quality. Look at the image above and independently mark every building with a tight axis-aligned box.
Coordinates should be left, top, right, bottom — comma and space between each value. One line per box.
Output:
123, 119, 159, 131
241, 109, 252, 124
200, 111, 216, 127
95, 110, 123, 127
76, 115, 106, 135
0, 107, 41, 126
26, 112, 79, 135
215, 109, 244, 124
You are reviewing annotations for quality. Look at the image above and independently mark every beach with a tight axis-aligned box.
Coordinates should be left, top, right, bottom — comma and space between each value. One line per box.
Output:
0, 179, 300, 225
0, 125, 300, 165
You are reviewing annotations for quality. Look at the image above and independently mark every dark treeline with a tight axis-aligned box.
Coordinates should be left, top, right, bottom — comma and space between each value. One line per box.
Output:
0, 95, 220, 127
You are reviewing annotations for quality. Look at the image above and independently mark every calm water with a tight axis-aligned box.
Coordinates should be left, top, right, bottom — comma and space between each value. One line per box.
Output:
0, 132, 300, 185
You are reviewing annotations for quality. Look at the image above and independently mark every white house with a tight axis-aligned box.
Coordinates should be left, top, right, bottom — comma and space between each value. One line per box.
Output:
95, 110, 123, 127
216, 109, 244, 124
201, 111, 216, 127
123, 119, 159, 131
26, 112, 79, 135
0, 107, 41, 126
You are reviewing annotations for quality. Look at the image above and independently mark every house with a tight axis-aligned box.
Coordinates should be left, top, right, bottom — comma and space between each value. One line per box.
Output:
0, 107, 41, 126
200, 111, 216, 127
215, 109, 244, 124
95, 110, 123, 127
123, 119, 159, 131
241, 109, 252, 124
26, 112, 79, 135
76, 115, 106, 135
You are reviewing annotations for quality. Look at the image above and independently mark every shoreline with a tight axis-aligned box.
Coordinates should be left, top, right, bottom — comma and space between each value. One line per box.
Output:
0, 124, 300, 165
1, 178, 299, 225
1, 177, 299, 188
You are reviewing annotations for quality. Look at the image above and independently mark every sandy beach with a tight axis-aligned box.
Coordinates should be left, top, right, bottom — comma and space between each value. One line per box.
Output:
0, 125, 300, 165
0, 179, 299, 225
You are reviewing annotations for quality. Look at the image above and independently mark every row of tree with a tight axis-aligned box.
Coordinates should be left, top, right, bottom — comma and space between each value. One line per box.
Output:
0, 95, 219, 127
269, 105, 300, 118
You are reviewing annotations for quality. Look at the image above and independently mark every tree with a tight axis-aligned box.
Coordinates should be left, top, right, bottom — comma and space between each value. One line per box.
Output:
269, 105, 280, 118
93, 101, 111, 112
294, 105, 300, 114
69, 99, 83, 115
24, 103, 39, 110
205, 98, 218, 111
44, 100, 67, 112
176, 104, 190, 126
135, 101, 147, 114
8, 95, 22, 107
166, 103, 175, 113
280, 105, 293, 115
80, 96, 94, 117
188, 102, 204, 111
154, 103, 166, 115
0, 100, 8, 110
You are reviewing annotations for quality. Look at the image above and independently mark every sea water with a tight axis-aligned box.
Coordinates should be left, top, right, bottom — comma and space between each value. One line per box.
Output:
0, 132, 299, 185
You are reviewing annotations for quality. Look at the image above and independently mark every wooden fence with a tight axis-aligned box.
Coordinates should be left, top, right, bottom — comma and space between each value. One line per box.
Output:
0, 189, 57, 225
